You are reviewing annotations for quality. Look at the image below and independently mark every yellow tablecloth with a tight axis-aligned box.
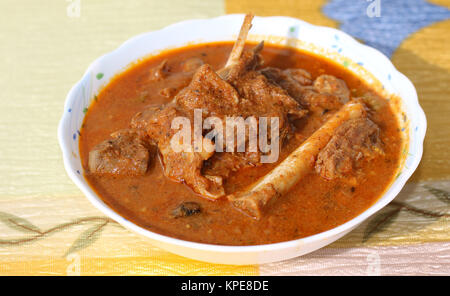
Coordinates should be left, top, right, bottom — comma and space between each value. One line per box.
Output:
0, 0, 449, 275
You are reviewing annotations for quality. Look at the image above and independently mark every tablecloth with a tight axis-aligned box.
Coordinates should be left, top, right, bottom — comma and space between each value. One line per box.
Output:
0, 0, 449, 275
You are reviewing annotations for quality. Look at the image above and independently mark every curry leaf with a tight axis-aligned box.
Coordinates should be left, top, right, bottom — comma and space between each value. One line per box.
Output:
363, 208, 401, 242
64, 221, 107, 257
0, 212, 42, 234
424, 185, 450, 204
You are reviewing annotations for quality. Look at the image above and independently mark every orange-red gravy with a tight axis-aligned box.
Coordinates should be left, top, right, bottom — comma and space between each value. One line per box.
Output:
79, 42, 402, 245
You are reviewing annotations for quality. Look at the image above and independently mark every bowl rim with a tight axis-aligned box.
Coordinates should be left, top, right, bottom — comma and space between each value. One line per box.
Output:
58, 14, 427, 254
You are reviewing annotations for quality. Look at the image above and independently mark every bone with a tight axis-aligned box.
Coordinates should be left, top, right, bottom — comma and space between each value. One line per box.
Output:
228, 101, 367, 219
217, 14, 255, 80
225, 13, 254, 68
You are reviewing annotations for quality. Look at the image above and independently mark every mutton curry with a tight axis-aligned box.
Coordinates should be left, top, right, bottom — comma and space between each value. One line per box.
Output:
79, 15, 403, 245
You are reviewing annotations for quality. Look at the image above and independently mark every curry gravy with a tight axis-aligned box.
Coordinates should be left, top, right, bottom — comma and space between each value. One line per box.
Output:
79, 42, 402, 245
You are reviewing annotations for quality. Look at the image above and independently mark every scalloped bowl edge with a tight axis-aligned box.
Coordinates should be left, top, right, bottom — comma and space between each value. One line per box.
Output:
58, 14, 426, 265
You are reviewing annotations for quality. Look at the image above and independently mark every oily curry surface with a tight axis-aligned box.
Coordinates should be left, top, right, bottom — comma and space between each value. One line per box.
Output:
79, 42, 402, 245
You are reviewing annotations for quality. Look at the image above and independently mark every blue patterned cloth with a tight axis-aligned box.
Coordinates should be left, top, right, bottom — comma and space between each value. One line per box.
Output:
323, 0, 450, 57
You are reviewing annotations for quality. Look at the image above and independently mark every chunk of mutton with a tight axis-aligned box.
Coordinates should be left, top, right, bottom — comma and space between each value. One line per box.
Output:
88, 129, 152, 176
261, 68, 351, 114
154, 14, 305, 196
260, 67, 312, 102
315, 117, 383, 180
228, 101, 368, 219
143, 103, 223, 199
90, 14, 306, 200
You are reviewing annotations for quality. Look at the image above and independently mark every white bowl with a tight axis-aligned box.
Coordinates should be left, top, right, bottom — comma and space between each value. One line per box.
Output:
58, 14, 426, 265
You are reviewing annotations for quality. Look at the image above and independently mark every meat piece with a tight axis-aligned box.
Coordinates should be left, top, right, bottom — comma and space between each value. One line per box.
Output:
360, 91, 387, 111
196, 57, 307, 176
315, 117, 383, 180
260, 67, 312, 103
133, 64, 250, 199
88, 129, 151, 176
97, 14, 306, 200
173, 64, 260, 177
145, 59, 306, 197
171, 202, 201, 218
301, 87, 344, 113
175, 64, 241, 118
286, 68, 313, 85
313, 74, 350, 103
143, 104, 224, 199
228, 101, 367, 219
217, 42, 307, 140
262, 71, 350, 114
203, 151, 260, 178
237, 71, 307, 119
131, 104, 164, 131
234, 71, 307, 141
160, 143, 224, 199
174, 39, 306, 179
